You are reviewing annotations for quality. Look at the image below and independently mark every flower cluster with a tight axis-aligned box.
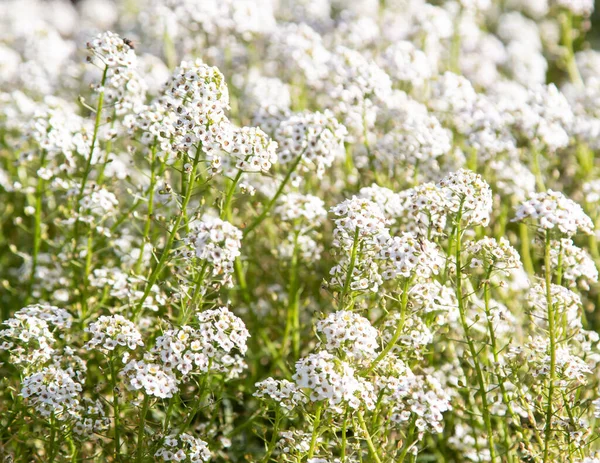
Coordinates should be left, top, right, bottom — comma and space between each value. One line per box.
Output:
315, 311, 379, 360
275, 110, 347, 178
292, 351, 375, 412
183, 217, 242, 285
155, 433, 212, 462
20, 366, 82, 420
515, 190, 595, 236
84, 315, 144, 353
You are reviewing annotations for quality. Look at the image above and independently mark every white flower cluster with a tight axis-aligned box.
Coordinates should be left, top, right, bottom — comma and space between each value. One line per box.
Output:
84, 315, 144, 353
275, 110, 347, 178
275, 193, 327, 227
153, 307, 248, 379
162, 59, 230, 153
378, 359, 451, 434
358, 184, 404, 221
380, 41, 432, 87
220, 126, 278, 174
554, 0, 594, 16
87, 31, 146, 115
72, 398, 111, 438
120, 359, 178, 399
465, 237, 522, 273
292, 351, 375, 413
438, 169, 493, 227
373, 112, 452, 173
528, 283, 583, 333
550, 239, 598, 288
78, 187, 119, 219
329, 197, 389, 294
155, 433, 212, 462
254, 378, 306, 411
315, 311, 379, 360
86, 31, 136, 68
515, 190, 595, 236
21, 365, 82, 420
402, 183, 448, 237
330, 197, 389, 249
380, 233, 444, 280
184, 217, 242, 285
0, 304, 72, 367
323, 46, 392, 138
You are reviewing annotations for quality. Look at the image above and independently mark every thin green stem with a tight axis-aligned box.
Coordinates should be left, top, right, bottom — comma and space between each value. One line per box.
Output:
543, 230, 556, 463
283, 229, 301, 358
109, 359, 121, 460
136, 142, 159, 274
365, 278, 411, 375
243, 152, 304, 237
341, 410, 348, 462
560, 10, 583, 87
339, 227, 360, 309
260, 408, 282, 463
76, 65, 108, 206
29, 149, 47, 300
398, 415, 416, 462
455, 207, 496, 463
221, 169, 244, 221
357, 411, 382, 463
133, 145, 202, 320
135, 395, 150, 463
307, 404, 323, 459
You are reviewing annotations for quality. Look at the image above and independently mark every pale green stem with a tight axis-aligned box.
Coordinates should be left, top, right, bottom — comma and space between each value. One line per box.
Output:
365, 278, 411, 375
339, 227, 360, 309
307, 404, 323, 459
455, 206, 497, 463
133, 145, 202, 320
243, 151, 304, 237
357, 411, 382, 463
28, 149, 47, 300
543, 231, 556, 463
136, 142, 159, 274
135, 395, 150, 463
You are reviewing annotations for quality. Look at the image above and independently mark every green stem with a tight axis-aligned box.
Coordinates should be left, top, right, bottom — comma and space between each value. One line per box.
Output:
357, 411, 382, 463
455, 207, 497, 463
543, 231, 556, 463
260, 408, 282, 463
307, 404, 323, 459
221, 169, 243, 221
133, 145, 202, 320
531, 146, 546, 192
560, 10, 583, 87
109, 359, 121, 460
243, 152, 304, 237
283, 229, 301, 358
136, 142, 159, 274
76, 65, 108, 206
365, 278, 411, 374
339, 227, 360, 309
135, 395, 150, 463
398, 415, 416, 462
29, 149, 47, 300
519, 223, 535, 275
48, 414, 56, 463
341, 411, 348, 462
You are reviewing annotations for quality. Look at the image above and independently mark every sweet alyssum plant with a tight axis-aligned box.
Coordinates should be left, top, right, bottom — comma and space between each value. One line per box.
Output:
3, 1, 600, 462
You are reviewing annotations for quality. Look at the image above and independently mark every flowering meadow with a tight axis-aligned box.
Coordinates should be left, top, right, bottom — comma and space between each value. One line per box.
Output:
5, 0, 600, 462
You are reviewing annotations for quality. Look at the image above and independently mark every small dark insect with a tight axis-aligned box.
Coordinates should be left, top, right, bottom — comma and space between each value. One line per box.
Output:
123, 38, 135, 49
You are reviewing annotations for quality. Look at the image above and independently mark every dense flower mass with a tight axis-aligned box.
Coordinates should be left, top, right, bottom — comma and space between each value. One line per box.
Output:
515, 190, 595, 236
3, 1, 600, 462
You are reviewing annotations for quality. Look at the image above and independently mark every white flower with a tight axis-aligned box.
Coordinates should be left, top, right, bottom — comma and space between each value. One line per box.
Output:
515, 190, 594, 236
84, 315, 144, 353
